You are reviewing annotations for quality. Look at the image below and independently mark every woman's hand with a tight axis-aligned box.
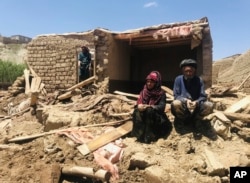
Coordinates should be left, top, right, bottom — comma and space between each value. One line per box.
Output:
138, 104, 150, 111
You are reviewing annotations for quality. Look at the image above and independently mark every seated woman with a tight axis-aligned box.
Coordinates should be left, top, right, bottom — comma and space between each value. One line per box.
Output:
131, 71, 171, 143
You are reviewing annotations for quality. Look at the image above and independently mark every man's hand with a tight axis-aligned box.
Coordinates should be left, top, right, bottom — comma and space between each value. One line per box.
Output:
186, 99, 197, 113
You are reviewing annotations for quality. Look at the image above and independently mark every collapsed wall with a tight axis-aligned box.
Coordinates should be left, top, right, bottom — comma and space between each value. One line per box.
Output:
26, 30, 111, 93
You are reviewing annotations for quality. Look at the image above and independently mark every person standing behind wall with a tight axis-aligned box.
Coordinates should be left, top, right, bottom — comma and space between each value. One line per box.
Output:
78, 46, 91, 82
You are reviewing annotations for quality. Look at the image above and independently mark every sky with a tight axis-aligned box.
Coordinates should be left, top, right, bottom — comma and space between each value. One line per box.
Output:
0, 0, 249, 61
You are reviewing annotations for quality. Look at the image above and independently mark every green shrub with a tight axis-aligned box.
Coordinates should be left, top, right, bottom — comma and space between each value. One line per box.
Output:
0, 60, 27, 83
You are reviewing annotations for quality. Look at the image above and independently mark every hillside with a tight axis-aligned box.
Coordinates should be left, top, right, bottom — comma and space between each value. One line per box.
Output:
213, 49, 250, 93
0, 43, 27, 64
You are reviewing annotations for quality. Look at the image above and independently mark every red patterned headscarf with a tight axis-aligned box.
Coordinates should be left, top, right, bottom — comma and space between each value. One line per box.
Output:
137, 71, 164, 105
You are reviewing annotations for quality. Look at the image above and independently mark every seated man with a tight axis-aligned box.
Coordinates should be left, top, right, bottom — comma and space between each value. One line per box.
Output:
171, 59, 214, 137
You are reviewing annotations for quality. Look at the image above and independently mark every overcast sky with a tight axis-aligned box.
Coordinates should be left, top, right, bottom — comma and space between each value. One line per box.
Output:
0, 0, 249, 60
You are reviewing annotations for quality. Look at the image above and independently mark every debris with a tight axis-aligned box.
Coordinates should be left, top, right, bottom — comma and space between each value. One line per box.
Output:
62, 166, 110, 182
202, 148, 226, 176
7, 118, 131, 143
77, 121, 132, 156
224, 95, 250, 113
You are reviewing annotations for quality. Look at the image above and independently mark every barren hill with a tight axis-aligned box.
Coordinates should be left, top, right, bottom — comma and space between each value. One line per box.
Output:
0, 43, 27, 64
213, 50, 250, 93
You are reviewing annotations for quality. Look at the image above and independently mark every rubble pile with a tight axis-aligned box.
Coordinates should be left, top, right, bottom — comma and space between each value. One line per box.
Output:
0, 66, 250, 183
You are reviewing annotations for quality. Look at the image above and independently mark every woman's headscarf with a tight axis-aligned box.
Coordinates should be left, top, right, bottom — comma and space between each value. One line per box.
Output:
137, 71, 164, 105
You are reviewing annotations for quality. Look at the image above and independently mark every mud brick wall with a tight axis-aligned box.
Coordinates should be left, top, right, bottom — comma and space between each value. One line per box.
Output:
200, 26, 213, 89
26, 30, 111, 93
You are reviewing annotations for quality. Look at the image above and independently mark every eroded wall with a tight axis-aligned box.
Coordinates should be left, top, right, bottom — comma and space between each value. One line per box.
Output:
27, 34, 92, 92
26, 30, 111, 93
201, 26, 213, 88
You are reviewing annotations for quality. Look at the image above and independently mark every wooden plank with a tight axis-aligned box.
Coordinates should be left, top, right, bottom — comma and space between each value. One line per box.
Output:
62, 166, 110, 181
113, 90, 139, 99
223, 112, 250, 123
224, 95, 250, 113
39, 83, 45, 90
30, 77, 42, 92
26, 62, 39, 77
8, 131, 55, 143
161, 85, 173, 96
66, 76, 97, 91
39, 83, 47, 96
237, 72, 250, 90
57, 91, 74, 100
42, 88, 47, 96
113, 90, 173, 102
8, 118, 131, 143
24, 69, 30, 94
213, 111, 231, 123
77, 121, 133, 156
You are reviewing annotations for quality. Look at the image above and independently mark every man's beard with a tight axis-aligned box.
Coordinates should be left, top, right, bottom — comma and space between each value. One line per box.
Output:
184, 75, 194, 80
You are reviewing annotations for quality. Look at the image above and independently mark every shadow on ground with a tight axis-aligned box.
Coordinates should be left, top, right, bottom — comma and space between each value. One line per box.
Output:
173, 118, 217, 141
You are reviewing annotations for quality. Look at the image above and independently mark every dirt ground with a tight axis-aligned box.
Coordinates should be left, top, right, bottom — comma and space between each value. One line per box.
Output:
0, 82, 250, 183
1, 50, 250, 183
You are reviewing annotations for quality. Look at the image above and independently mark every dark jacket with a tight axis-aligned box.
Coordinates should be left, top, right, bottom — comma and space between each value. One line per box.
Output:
149, 93, 166, 113
173, 75, 207, 105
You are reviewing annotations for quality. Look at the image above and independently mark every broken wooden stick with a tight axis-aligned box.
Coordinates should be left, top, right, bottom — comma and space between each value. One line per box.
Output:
39, 83, 47, 96
57, 90, 81, 100
223, 112, 250, 123
66, 76, 98, 91
57, 91, 73, 100
3, 107, 31, 121
73, 94, 135, 112
24, 69, 30, 94
73, 95, 107, 111
237, 72, 250, 90
30, 77, 41, 93
62, 166, 110, 181
113, 90, 139, 99
209, 86, 238, 97
161, 85, 173, 96
108, 112, 132, 117
0, 144, 23, 151
26, 61, 39, 77
8, 130, 56, 143
8, 118, 131, 143
113, 90, 175, 103
114, 89, 173, 102
108, 93, 136, 104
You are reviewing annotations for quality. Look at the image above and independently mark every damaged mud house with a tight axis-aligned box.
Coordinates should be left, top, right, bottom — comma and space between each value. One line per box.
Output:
26, 16, 212, 93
